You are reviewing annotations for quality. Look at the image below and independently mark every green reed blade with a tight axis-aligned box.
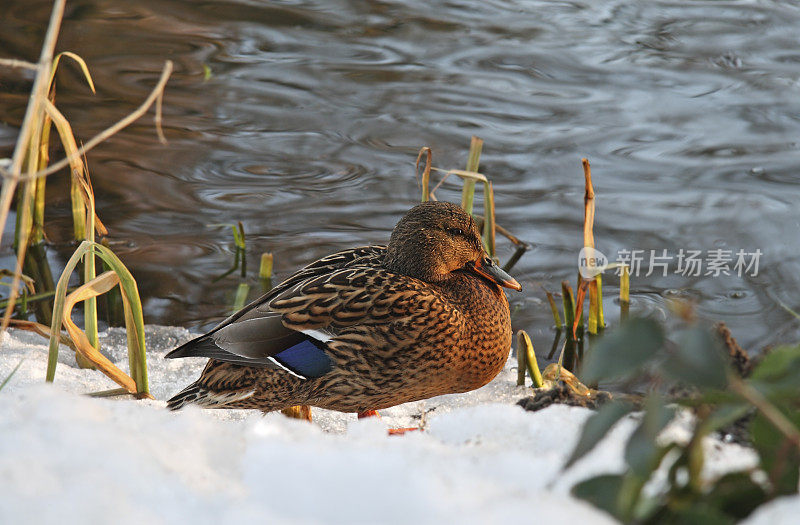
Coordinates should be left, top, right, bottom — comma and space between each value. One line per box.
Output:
482, 181, 496, 258
70, 179, 86, 240
233, 282, 250, 313
620, 265, 630, 322
43, 98, 100, 358
21, 243, 55, 325
92, 243, 148, 395
31, 112, 51, 245
233, 221, 246, 250
561, 280, 577, 370
47, 241, 149, 395
595, 274, 605, 332
260, 252, 273, 292
588, 279, 598, 335
518, 330, 544, 388
460, 136, 483, 214
561, 280, 576, 337
47, 242, 90, 382
84, 212, 98, 357
544, 288, 563, 330
99, 238, 123, 326
86, 387, 130, 398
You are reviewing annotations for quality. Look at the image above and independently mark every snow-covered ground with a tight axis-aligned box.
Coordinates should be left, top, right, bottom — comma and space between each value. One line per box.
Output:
0, 326, 793, 524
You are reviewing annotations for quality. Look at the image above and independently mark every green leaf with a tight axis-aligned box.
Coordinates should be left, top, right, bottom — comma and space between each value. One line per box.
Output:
572, 474, 625, 520
704, 403, 751, 434
660, 505, 735, 525
565, 401, 635, 469
750, 407, 800, 495
661, 326, 729, 390
750, 345, 800, 398
580, 317, 665, 384
625, 394, 676, 477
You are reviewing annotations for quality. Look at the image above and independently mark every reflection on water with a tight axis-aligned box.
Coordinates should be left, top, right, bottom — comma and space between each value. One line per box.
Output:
1, 0, 800, 352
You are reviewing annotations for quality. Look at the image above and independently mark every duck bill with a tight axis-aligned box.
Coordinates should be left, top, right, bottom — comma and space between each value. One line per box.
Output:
467, 258, 522, 291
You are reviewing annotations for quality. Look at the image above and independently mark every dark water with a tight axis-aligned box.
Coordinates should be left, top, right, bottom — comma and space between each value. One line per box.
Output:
2, 0, 800, 353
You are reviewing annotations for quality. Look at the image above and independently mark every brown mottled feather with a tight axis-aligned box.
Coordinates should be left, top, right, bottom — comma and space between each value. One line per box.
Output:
167, 201, 515, 413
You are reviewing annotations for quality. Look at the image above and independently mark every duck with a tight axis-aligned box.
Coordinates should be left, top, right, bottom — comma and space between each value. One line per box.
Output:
165, 201, 521, 415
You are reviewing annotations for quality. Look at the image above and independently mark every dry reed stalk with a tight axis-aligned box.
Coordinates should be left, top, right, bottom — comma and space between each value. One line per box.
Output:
59, 271, 137, 392
0, 58, 38, 70
8, 319, 77, 352
416, 147, 432, 202
0, 0, 65, 258
572, 278, 592, 341
0, 59, 172, 334
582, 158, 603, 335
0, 61, 172, 185
47, 242, 150, 396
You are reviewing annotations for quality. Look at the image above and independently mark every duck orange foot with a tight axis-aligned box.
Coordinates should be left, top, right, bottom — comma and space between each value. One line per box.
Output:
281, 405, 312, 421
357, 410, 421, 436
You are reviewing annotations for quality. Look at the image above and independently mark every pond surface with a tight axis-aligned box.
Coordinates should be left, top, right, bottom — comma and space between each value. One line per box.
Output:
2, 0, 800, 353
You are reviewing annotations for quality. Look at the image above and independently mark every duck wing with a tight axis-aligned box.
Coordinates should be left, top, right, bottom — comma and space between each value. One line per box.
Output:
164, 245, 386, 379
268, 265, 464, 342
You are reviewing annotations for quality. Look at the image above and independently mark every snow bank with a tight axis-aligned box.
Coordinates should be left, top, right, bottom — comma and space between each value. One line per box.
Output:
0, 326, 790, 524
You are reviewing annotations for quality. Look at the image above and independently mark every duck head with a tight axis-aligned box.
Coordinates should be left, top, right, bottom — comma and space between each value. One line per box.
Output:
384, 201, 522, 291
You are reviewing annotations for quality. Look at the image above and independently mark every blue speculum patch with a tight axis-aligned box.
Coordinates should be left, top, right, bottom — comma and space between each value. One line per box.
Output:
273, 338, 333, 378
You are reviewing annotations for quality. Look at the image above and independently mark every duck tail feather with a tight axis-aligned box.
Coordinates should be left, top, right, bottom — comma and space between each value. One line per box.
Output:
165, 336, 216, 359
166, 382, 203, 411
167, 382, 256, 411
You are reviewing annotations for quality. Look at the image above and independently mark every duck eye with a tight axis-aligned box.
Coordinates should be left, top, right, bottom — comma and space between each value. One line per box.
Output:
446, 227, 464, 236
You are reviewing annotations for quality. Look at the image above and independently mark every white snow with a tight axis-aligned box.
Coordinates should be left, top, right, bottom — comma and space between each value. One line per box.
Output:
0, 326, 792, 524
